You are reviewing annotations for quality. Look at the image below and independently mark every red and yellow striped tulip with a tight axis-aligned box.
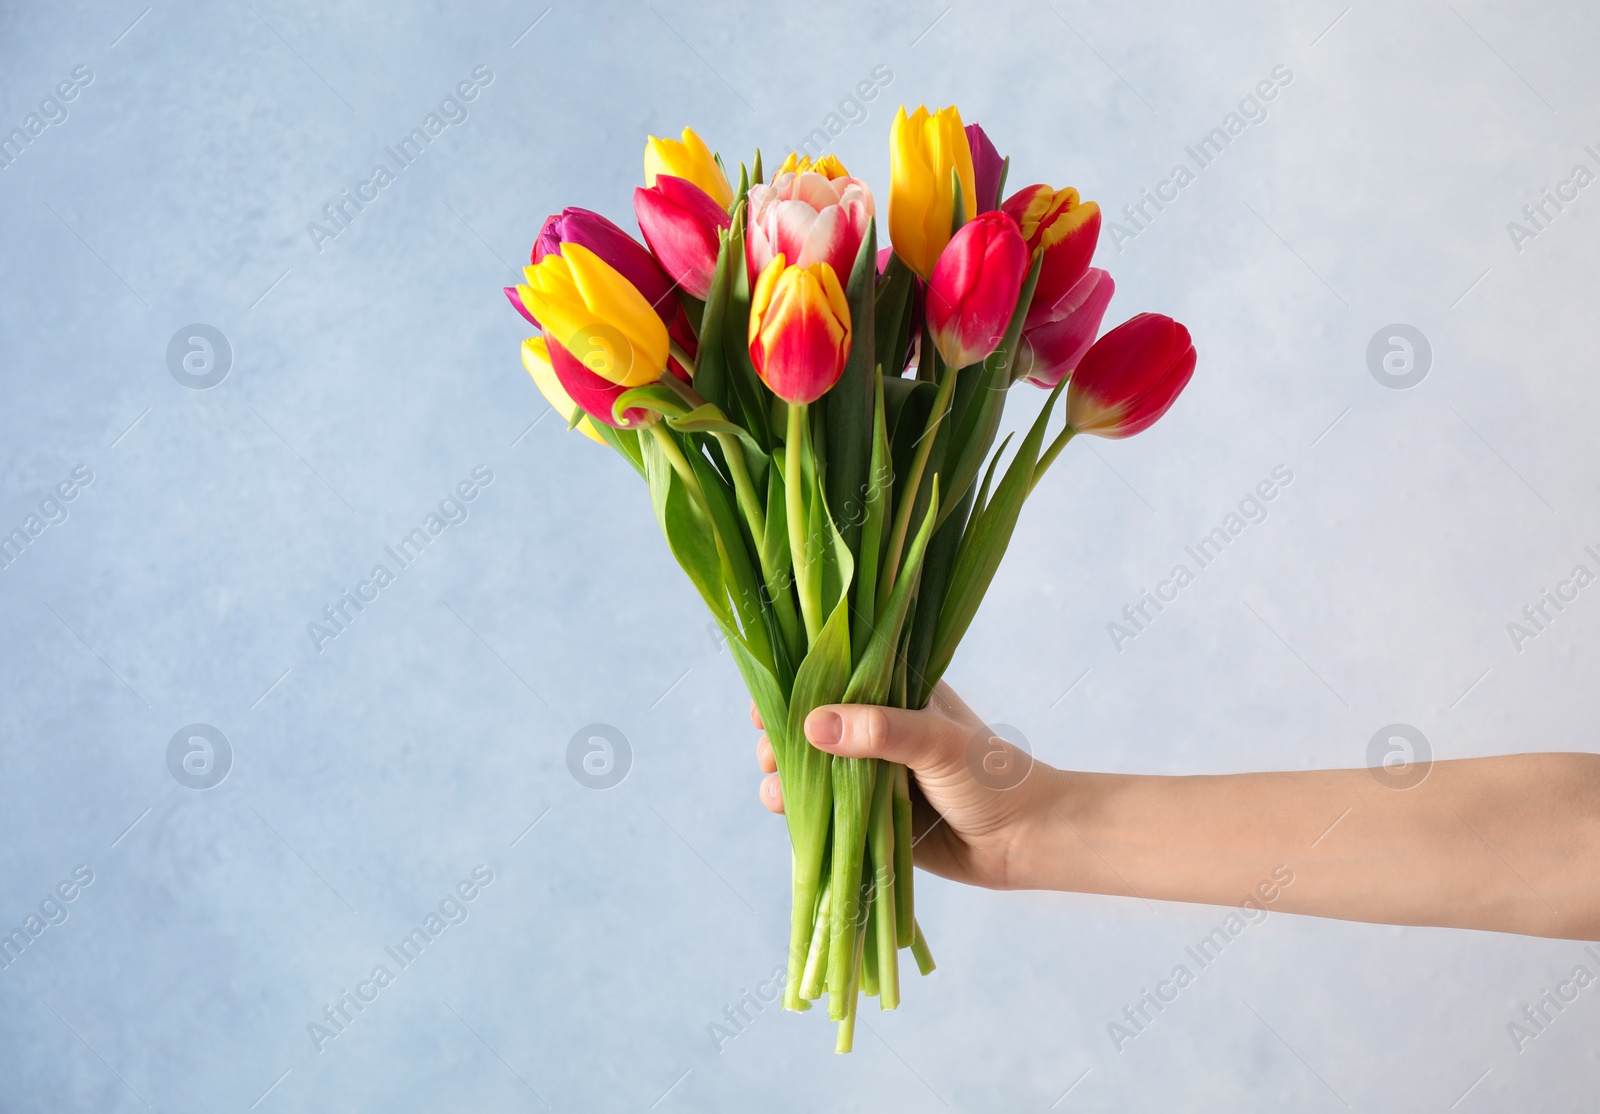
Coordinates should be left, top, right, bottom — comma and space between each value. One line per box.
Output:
748, 256, 852, 404
521, 335, 606, 442
634, 175, 731, 301
1002, 184, 1101, 330
645, 127, 734, 211
888, 105, 976, 278
516, 243, 670, 389
925, 211, 1030, 369
1066, 313, 1195, 438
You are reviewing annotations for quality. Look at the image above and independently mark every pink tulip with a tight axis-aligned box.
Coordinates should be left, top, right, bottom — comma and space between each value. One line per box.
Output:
533, 207, 679, 323
746, 170, 875, 290
1018, 269, 1114, 388
633, 175, 731, 301
1066, 313, 1195, 438
965, 123, 1006, 214
925, 211, 1030, 369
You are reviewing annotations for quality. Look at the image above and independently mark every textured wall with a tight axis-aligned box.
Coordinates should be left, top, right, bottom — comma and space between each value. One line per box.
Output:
2, 0, 1597, 1110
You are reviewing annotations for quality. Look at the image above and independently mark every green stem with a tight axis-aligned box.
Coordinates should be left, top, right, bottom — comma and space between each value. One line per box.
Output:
1030, 424, 1077, 493
800, 881, 832, 1001
869, 762, 900, 1009
718, 431, 801, 657
786, 402, 821, 644
910, 919, 936, 976
668, 338, 696, 376
878, 355, 955, 606
648, 423, 707, 515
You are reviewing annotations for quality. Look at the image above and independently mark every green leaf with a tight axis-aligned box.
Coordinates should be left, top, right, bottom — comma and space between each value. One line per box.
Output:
722, 202, 775, 452
613, 383, 690, 425
924, 379, 1067, 688
641, 430, 733, 630
693, 229, 736, 415
844, 475, 938, 706
873, 253, 915, 381
851, 368, 891, 661
589, 422, 646, 479
823, 219, 879, 572
686, 440, 775, 673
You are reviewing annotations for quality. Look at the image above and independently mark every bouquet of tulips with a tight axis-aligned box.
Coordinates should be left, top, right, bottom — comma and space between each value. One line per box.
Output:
508, 106, 1195, 1051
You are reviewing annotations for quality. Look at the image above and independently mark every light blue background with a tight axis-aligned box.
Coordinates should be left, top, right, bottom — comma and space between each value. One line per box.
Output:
3, 0, 1598, 1109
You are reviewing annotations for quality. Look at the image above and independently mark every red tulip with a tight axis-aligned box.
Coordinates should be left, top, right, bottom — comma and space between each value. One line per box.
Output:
1002, 184, 1101, 331
534, 207, 679, 323
925, 211, 1030, 369
1018, 268, 1114, 388
1066, 314, 1195, 438
964, 123, 1006, 214
633, 175, 731, 300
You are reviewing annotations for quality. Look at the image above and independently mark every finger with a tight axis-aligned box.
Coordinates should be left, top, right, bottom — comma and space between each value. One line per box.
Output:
802, 703, 964, 773
760, 773, 784, 814
749, 701, 764, 731
756, 734, 776, 774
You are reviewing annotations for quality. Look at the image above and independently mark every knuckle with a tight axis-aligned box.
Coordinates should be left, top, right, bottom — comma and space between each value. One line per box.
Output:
855, 707, 892, 754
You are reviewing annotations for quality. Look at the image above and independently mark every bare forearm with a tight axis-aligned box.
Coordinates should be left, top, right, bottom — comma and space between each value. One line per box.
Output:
1021, 754, 1600, 939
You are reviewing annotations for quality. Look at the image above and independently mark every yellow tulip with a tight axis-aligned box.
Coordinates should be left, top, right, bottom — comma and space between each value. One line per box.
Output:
644, 127, 734, 210
516, 243, 668, 389
521, 336, 605, 444
776, 152, 851, 180
888, 105, 976, 278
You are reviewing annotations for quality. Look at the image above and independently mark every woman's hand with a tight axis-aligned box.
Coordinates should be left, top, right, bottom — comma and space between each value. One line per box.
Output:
753, 682, 1068, 891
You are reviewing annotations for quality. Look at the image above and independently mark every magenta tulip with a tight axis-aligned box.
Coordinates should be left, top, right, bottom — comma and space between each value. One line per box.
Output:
1066, 313, 1195, 438
1018, 268, 1114, 388
965, 123, 1006, 214
634, 175, 731, 301
533, 207, 679, 323
924, 211, 1030, 369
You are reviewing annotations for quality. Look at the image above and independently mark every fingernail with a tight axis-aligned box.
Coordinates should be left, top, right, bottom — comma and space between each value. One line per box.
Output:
806, 710, 842, 747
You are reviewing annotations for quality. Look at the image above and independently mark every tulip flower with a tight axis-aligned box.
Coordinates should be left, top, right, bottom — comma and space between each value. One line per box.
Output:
747, 166, 875, 291
1066, 313, 1195, 438
521, 335, 606, 442
645, 127, 734, 211
634, 175, 731, 300
925, 211, 1030, 369
888, 105, 976, 278
964, 123, 1006, 214
533, 207, 678, 323
776, 152, 850, 180
517, 243, 670, 389
748, 256, 851, 405
1017, 268, 1114, 388
1002, 184, 1102, 330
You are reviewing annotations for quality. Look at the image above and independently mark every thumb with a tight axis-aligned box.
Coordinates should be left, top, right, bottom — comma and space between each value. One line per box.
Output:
803, 703, 964, 774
